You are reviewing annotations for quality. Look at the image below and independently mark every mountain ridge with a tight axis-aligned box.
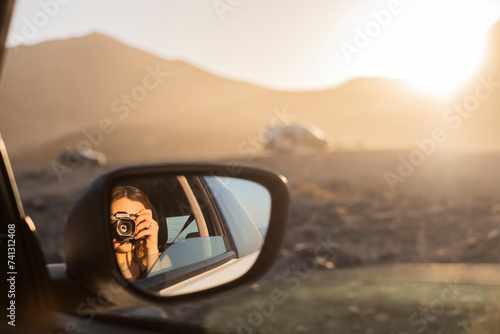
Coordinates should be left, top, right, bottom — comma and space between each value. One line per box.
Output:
1, 30, 498, 164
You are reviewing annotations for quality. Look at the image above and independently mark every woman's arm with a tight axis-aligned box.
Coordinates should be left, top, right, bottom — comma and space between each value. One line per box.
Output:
134, 209, 161, 273
116, 251, 134, 280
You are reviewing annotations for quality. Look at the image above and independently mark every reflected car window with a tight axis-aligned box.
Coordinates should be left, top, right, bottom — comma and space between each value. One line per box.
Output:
204, 176, 263, 258
149, 236, 229, 276
166, 215, 199, 243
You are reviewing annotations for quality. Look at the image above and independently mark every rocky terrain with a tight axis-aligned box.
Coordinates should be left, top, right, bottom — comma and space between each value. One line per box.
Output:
12, 148, 500, 333
15, 149, 500, 272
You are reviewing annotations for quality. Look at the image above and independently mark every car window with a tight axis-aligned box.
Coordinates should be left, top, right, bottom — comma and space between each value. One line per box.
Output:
203, 176, 263, 258
165, 215, 198, 243
150, 236, 228, 275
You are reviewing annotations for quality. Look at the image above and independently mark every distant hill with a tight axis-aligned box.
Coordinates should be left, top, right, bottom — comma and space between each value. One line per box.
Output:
0, 33, 273, 163
3, 31, 497, 164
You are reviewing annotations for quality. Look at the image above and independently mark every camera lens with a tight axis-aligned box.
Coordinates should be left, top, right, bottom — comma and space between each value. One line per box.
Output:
117, 220, 134, 236
111, 212, 137, 242
119, 224, 129, 233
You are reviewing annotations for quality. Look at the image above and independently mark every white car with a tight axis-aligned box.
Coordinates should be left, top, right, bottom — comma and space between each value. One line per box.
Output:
265, 124, 329, 153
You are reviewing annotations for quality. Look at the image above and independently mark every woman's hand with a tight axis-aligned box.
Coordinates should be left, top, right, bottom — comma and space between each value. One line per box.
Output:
134, 209, 160, 273
134, 209, 159, 255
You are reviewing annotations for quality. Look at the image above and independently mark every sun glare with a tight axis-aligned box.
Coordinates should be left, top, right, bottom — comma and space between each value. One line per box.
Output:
344, 0, 499, 98
396, 1, 492, 97
400, 35, 487, 97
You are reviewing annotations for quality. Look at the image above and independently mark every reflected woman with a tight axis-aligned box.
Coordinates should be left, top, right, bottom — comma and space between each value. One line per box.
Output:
111, 186, 164, 281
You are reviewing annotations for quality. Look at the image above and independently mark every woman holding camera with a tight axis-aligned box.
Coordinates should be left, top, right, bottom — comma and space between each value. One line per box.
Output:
111, 186, 163, 281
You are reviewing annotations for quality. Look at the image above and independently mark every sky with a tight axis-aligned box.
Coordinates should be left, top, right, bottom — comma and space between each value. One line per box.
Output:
6, 0, 500, 97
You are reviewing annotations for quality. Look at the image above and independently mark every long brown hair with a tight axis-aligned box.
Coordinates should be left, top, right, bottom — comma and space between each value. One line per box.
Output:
111, 186, 152, 264
111, 185, 153, 212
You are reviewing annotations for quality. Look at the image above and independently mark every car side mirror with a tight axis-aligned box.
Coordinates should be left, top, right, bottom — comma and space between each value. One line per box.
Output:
65, 164, 289, 306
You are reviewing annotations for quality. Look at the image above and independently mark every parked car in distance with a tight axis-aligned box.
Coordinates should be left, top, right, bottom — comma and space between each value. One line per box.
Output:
265, 124, 330, 154
58, 148, 107, 167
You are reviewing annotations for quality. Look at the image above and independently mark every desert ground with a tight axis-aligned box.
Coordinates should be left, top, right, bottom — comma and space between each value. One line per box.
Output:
16, 149, 500, 267
12, 149, 500, 333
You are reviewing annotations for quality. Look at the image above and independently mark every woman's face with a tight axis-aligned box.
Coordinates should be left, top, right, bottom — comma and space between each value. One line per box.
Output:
111, 197, 146, 253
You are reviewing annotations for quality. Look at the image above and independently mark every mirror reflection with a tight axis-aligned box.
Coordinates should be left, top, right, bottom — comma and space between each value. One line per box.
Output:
110, 175, 271, 295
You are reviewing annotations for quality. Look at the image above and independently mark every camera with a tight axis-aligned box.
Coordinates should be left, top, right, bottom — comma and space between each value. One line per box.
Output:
111, 211, 139, 242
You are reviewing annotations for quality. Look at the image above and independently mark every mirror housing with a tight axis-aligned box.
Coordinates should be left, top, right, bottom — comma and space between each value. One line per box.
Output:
65, 163, 289, 306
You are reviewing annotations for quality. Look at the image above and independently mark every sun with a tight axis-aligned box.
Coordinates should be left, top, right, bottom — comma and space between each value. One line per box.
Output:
349, 0, 499, 98
395, 1, 492, 97
400, 33, 488, 98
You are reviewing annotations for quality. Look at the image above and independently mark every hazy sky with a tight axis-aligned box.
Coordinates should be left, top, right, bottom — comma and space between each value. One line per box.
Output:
7, 0, 500, 96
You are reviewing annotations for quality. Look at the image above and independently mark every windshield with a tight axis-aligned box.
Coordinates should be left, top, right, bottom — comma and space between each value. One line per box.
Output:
2, 0, 500, 332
